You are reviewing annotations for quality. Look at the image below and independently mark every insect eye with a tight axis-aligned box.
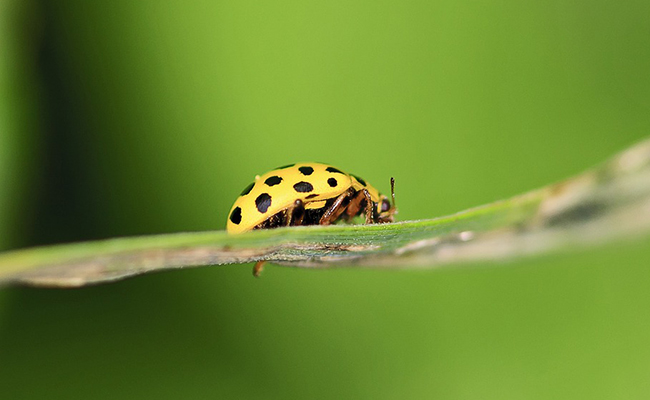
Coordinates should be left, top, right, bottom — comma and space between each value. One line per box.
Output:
381, 199, 391, 212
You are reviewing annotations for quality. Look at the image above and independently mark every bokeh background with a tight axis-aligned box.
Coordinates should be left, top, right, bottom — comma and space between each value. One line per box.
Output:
1, 1, 650, 399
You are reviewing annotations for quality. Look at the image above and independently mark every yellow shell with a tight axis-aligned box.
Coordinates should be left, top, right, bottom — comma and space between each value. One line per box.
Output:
227, 162, 382, 234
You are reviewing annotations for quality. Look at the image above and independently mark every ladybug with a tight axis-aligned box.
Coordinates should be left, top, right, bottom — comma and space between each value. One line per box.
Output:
226, 162, 397, 276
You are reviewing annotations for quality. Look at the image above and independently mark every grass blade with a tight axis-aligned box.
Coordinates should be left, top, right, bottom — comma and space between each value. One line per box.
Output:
1, 138, 650, 287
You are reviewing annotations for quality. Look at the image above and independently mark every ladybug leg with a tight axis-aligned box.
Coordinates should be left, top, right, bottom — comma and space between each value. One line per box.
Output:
350, 189, 373, 223
344, 190, 368, 220
253, 261, 265, 277
293, 199, 305, 226
319, 188, 354, 225
361, 189, 373, 224
284, 199, 305, 226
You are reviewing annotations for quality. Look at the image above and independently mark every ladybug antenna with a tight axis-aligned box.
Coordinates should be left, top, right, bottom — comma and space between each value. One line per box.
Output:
390, 177, 396, 209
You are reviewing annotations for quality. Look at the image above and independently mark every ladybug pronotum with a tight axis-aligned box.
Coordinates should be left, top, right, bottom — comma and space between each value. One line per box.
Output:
226, 162, 397, 276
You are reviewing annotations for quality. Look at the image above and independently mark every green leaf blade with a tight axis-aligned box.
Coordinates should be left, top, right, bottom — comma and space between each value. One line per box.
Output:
1, 138, 649, 287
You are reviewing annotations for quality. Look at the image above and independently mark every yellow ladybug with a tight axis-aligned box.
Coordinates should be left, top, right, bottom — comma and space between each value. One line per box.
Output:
226, 162, 397, 276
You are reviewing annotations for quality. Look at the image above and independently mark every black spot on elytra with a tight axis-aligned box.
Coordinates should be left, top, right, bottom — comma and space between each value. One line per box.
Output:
326, 167, 344, 174
299, 166, 314, 175
352, 174, 367, 186
229, 207, 242, 224
327, 177, 337, 187
306, 194, 319, 199
275, 163, 295, 169
255, 193, 272, 213
264, 176, 282, 186
240, 182, 254, 196
293, 182, 314, 193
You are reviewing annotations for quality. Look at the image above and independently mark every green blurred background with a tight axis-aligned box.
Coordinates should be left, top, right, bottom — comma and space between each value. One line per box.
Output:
1, 1, 650, 399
